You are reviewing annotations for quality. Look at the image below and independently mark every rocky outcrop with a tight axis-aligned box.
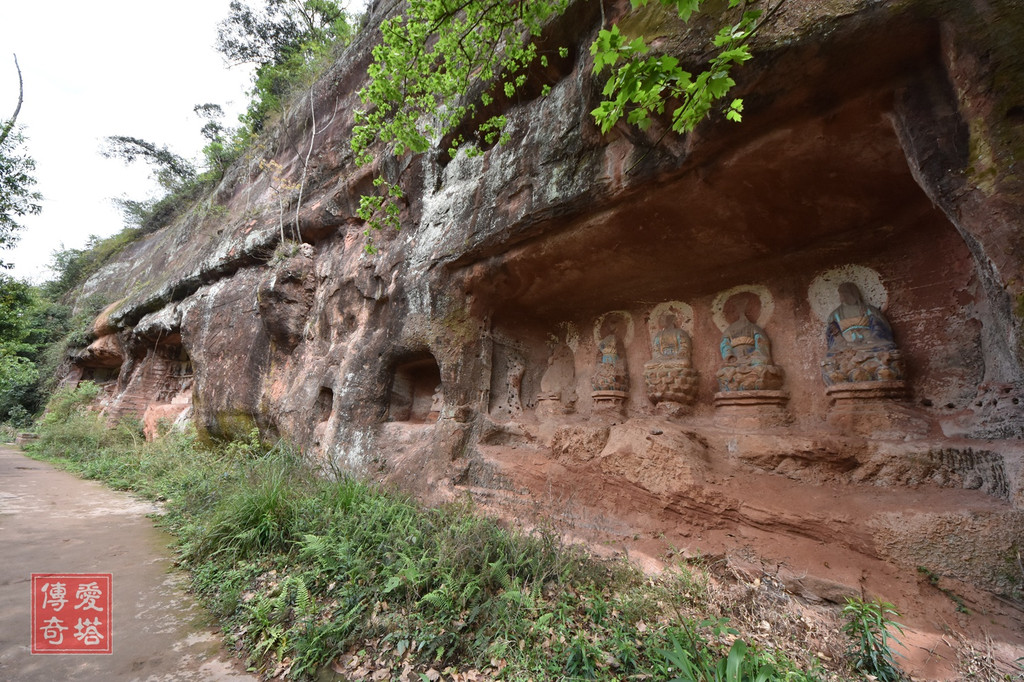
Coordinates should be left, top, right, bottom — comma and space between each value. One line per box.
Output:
68, 0, 1024, 676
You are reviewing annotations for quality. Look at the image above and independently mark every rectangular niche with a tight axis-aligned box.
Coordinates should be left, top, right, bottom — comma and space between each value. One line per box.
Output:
315, 387, 334, 423
388, 354, 441, 423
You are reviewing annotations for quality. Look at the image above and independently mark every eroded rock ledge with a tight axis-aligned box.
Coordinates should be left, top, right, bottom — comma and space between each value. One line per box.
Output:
65, 1, 1024, 677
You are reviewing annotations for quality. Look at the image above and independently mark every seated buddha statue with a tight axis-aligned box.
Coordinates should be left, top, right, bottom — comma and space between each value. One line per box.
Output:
644, 312, 698, 405
715, 302, 784, 392
821, 282, 904, 385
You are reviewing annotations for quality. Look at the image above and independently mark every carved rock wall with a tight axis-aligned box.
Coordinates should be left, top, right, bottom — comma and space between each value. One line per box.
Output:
67, 1, 1024, 675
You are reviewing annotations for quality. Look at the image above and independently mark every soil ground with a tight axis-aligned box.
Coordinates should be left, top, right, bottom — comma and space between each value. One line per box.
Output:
0, 445, 257, 682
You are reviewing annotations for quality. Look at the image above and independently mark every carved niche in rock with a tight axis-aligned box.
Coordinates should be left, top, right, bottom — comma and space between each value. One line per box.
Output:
537, 341, 577, 417
820, 282, 906, 396
714, 293, 785, 394
643, 303, 698, 409
592, 311, 632, 410
389, 353, 442, 423
808, 268, 907, 404
155, 346, 194, 403
711, 288, 788, 422
488, 337, 526, 420
312, 386, 335, 451
507, 355, 525, 417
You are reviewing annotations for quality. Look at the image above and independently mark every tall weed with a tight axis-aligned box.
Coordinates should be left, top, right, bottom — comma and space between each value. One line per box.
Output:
842, 597, 905, 682
181, 448, 312, 563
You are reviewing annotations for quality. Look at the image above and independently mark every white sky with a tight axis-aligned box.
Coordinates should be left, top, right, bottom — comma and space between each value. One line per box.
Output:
0, 2, 258, 282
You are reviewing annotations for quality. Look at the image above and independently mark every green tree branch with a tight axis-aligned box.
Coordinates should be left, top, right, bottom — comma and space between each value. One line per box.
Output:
351, 0, 777, 249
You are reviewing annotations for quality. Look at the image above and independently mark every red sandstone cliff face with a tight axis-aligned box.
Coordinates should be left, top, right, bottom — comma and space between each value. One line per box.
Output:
67, 1, 1024, 677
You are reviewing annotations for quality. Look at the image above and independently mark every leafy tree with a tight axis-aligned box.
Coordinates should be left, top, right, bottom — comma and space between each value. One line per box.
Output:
103, 104, 245, 236
590, 0, 772, 134
194, 103, 235, 176
99, 135, 195, 234
216, 0, 352, 132
352, 0, 570, 237
43, 242, 102, 299
110, 197, 159, 231
101, 135, 197, 191
0, 54, 42, 268
196, 103, 227, 142
0, 274, 32, 346
0, 273, 71, 422
217, 0, 349, 67
0, 349, 38, 423
353, 0, 776, 242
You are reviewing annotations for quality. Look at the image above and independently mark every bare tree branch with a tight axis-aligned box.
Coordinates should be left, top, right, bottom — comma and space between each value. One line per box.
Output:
0, 54, 25, 148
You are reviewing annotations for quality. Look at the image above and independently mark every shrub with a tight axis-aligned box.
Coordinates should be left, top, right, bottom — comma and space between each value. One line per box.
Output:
180, 446, 312, 563
5, 402, 31, 428
40, 381, 100, 424
32, 382, 141, 463
657, 617, 783, 682
842, 596, 905, 682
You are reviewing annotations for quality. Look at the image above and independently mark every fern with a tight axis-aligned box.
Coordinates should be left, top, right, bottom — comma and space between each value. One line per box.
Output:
459, 575, 483, 606
484, 557, 513, 592
418, 584, 456, 612
282, 575, 313, 619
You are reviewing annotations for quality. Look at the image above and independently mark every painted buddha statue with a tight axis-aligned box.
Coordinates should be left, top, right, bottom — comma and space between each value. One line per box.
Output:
822, 282, 904, 385
644, 312, 698, 405
715, 302, 784, 392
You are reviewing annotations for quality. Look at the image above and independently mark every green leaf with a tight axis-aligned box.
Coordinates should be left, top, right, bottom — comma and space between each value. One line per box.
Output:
671, 0, 702, 22
725, 639, 747, 682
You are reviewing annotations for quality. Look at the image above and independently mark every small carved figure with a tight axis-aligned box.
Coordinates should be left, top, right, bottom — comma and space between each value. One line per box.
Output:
536, 343, 576, 415
716, 300, 784, 392
821, 282, 905, 385
644, 312, 698, 405
428, 384, 443, 421
592, 331, 628, 393
826, 282, 896, 350
599, 333, 618, 363
651, 313, 691, 362
591, 313, 631, 411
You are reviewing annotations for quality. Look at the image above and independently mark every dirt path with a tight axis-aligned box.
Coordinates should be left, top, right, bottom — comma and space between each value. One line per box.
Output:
0, 445, 259, 682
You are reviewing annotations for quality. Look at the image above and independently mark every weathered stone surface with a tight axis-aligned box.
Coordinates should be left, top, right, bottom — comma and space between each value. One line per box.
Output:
63, 1, 1024, 677
256, 245, 316, 351
871, 509, 1024, 594
76, 334, 123, 369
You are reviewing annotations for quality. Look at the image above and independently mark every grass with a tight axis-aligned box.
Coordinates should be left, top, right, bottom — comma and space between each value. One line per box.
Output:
26, 384, 842, 680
